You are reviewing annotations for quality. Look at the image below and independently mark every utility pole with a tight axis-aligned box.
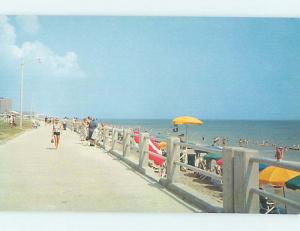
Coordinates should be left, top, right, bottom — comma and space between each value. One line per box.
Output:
19, 57, 42, 128
20, 61, 24, 129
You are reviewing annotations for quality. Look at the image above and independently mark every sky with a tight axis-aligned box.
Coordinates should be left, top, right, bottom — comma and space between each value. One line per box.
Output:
0, 16, 300, 120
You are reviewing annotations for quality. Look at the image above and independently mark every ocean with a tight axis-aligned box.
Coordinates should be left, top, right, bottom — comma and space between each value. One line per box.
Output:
101, 119, 300, 162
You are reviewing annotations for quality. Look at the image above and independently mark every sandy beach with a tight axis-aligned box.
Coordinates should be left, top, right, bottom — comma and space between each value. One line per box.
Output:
112, 141, 223, 208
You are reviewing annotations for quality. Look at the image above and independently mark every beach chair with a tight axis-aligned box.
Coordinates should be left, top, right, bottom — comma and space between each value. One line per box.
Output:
259, 195, 276, 214
259, 195, 287, 214
196, 156, 207, 170
195, 156, 209, 180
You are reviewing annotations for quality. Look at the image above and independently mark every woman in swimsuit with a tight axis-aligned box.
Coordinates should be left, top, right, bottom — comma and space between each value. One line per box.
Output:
53, 118, 63, 149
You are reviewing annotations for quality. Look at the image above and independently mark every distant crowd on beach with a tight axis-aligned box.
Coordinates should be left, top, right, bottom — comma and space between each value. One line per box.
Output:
208, 135, 298, 152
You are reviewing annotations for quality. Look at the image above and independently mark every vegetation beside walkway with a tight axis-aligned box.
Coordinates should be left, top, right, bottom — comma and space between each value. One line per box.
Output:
0, 119, 32, 141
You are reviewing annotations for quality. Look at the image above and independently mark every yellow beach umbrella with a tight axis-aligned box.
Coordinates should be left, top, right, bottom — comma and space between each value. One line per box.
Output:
259, 166, 300, 187
259, 166, 300, 210
159, 141, 167, 150
172, 116, 203, 143
172, 116, 203, 125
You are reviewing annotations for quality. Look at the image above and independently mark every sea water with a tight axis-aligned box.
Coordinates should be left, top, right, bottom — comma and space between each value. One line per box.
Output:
101, 119, 300, 162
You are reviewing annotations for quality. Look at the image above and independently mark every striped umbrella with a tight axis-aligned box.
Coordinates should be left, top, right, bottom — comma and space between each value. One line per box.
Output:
286, 175, 300, 190
259, 166, 300, 187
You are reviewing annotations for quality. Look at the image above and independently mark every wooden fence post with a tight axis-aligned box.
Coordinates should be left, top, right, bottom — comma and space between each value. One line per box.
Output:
166, 137, 180, 184
110, 128, 118, 152
233, 148, 259, 213
138, 133, 150, 173
122, 129, 131, 157
222, 147, 235, 213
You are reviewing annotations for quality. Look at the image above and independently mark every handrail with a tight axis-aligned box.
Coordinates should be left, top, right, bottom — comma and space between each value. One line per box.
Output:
175, 161, 222, 181
155, 137, 167, 142
251, 188, 300, 210
250, 157, 300, 172
113, 128, 123, 132
173, 141, 223, 154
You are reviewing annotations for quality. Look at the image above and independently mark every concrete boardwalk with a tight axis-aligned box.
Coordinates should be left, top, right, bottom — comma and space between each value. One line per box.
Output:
0, 126, 197, 212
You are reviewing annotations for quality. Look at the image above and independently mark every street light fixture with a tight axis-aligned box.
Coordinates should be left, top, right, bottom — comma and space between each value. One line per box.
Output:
19, 57, 42, 129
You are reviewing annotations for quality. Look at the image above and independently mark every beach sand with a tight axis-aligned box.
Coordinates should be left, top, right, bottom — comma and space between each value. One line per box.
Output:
112, 141, 223, 208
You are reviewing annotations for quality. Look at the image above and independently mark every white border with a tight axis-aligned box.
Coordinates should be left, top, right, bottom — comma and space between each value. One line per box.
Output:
0, 1, 300, 231
0, 0, 300, 17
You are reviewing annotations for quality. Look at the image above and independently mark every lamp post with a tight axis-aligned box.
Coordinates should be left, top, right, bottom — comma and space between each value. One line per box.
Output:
19, 57, 42, 129
20, 60, 24, 129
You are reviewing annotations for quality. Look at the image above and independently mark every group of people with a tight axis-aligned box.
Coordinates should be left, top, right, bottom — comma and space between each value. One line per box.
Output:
212, 136, 229, 146
5, 114, 17, 128
76, 117, 100, 146
44, 116, 55, 125
239, 138, 249, 147
47, 116, 103, 150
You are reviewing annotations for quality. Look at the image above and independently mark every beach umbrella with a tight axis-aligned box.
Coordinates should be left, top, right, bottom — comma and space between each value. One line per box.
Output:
172, 116, 203, 125
286, 175, 300, 190
203, 153, 222, 161
259, 163, 268, 172
260, 166, 300, 210
259, 166, 300, 187
158, 141, 167, 150
172, 116, 203, 142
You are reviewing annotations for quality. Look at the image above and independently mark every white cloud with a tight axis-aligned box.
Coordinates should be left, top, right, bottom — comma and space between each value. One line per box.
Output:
15, 15, 40, 34
0, 15, 85, 78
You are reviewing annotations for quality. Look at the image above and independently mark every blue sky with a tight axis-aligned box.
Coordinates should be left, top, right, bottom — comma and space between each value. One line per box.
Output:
0, 16, 300, 119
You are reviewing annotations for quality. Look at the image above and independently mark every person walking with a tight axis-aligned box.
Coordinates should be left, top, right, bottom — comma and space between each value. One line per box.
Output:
88, 118, 98, 146
62, 117, 67, 130
52, 118, 63, 149
9, 115, 13, 128
72, 117, 77, 132
79, 118, 88, 142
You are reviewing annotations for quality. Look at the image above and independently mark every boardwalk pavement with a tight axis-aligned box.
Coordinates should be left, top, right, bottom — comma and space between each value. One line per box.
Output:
0, 126, 199, 212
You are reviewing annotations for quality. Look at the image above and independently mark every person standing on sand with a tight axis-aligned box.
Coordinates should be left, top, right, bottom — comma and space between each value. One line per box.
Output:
52, 118, 63, 149
275, 146, 284, 161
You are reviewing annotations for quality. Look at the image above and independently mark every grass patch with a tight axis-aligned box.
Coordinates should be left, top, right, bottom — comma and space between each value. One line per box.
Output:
0, 119, 32, 142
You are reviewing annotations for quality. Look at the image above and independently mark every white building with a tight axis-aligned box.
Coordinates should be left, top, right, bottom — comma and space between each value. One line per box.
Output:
0, 97, 12, 114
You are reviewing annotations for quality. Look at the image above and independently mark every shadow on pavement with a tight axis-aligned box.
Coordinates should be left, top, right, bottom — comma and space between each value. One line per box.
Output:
46, 147, 56, 150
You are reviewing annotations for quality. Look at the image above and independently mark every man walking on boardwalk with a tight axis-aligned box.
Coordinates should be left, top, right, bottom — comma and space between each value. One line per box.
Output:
88, 117, 98, 146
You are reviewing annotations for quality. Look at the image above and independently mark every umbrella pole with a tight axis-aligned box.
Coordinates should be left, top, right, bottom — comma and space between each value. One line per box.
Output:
283, 186, 287, 211
181, 125, 188, 169
186, 125, 188, 143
